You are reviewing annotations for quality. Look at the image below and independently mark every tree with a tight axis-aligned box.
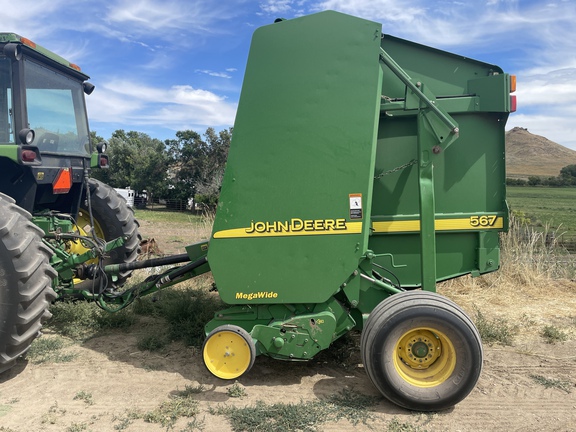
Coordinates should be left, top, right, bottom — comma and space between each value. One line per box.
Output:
506, 178, 527, 186
560, 164, 576, 185
527, 176, 542, 186
91, 130, 169, 200
165, 127, 232, 209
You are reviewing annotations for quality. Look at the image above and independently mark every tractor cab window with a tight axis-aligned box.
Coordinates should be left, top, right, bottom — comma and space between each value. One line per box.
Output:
0, 57, 14, 144
23, 58, 90, 156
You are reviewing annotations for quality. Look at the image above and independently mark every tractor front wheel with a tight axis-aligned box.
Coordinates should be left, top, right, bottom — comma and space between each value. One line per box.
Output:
0, 193, 56, 374
361, 291, 482, 411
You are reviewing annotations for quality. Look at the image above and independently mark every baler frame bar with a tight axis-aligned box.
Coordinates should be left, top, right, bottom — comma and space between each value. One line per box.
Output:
379, 47, 462, 292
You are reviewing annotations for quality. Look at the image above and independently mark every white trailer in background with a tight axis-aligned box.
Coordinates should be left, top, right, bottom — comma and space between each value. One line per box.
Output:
114, 188, 135, 208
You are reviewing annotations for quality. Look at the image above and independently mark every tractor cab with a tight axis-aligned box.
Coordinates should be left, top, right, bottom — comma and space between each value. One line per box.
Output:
0, 33, 104, 215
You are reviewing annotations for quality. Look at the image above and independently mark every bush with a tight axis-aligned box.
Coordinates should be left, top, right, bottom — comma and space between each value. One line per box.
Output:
48, 301, 137, 340
134, 287, 225, 347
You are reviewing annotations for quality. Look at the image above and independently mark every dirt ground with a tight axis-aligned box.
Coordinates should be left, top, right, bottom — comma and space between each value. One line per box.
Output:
1, 219, 575, 432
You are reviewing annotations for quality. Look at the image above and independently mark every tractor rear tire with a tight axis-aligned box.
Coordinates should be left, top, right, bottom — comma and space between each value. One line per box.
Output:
361, 291, 483, 411
74, 179, 141, 292
0, 193, 56, 374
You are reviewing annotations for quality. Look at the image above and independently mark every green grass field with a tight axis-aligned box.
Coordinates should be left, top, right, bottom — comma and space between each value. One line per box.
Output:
507, 186, 576, 236
134, 207, 203, 224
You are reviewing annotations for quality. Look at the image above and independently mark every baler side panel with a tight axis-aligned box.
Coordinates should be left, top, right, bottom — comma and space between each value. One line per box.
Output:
209, 11, 383, 304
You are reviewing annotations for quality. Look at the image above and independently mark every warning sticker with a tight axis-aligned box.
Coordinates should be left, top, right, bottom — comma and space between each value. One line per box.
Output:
349, 193, 363, 220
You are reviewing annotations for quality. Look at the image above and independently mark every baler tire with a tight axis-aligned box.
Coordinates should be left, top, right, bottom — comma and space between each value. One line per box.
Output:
361, 291, 482, 411
0, 193, 57, 374
73, 179, 141, 292
203, 325, 256, 380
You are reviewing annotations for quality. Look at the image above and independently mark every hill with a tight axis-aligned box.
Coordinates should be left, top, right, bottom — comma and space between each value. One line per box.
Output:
506, 127, 576, 178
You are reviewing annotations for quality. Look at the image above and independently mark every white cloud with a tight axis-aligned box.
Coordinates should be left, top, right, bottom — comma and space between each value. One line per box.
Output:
516, 69, 576, 107
106, 0, 244, 35
86, 79, 237, 133
260, 0, 295, 14
195, 70, 233, 79
509, 67, 576, 150
310, 0, 426, 24
0, 0, 67, 39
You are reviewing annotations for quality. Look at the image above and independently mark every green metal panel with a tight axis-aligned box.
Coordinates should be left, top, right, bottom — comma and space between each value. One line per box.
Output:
208, 11, 383, 304
380, 34, 504, 98
371, 35, 509, 287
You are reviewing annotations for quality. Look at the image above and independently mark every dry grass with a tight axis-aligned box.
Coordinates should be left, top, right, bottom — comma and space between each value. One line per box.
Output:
440, 216, 576, 341
136, 210, 214, 256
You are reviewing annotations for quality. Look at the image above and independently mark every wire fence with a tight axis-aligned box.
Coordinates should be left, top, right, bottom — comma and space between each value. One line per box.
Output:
141, 198, 206, 213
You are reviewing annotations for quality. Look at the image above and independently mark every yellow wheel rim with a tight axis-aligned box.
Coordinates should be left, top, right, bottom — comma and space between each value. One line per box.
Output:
67, 209, 106, 283
393, 327, 456, 388
203, 330, 253, 379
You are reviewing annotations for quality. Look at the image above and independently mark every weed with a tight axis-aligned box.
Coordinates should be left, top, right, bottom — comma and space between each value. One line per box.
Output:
387, 417, 429, 432
474, 308, 516, 345
141, 396, 200, 429
175, 385, 206, 397
48, 301, 101, 339
66, 422, 89, 432
211, 400, 329, 432
326, 389, 380, 426
96, 308, 137, 329
48, 300, 137, 341
131, 295, 157, 316
133, 287, 224, 347
112, 410, 141, 431
181, 417, 206, 431
530, 374, 572, 393
137, 327, 170, 351
73, 391, 94, 406
212, 389, 378, 431
227, 382, 247, 398
112, 392, 204, 431
113, 418, 131, 431
26, 337, 77, 364
41, 402, 66, 425
519, 313, 537, 327
541, 325, 568, 344
142, 362, 162, 371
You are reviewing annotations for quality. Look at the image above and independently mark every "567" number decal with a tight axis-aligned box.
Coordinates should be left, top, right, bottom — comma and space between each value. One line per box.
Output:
469, 215, 498, 227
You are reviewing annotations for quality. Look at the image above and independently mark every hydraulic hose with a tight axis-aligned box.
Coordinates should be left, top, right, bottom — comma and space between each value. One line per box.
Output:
104, 253, 192, 274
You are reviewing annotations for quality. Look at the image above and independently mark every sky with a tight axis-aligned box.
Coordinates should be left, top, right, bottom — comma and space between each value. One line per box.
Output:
2, 0, 575, 149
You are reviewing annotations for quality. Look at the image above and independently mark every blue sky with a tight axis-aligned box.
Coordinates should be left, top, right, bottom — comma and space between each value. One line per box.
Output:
2, 0, 575, 149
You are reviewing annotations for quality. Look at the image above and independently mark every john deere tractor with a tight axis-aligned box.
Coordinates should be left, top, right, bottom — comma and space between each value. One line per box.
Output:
0, 33, 141, 373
